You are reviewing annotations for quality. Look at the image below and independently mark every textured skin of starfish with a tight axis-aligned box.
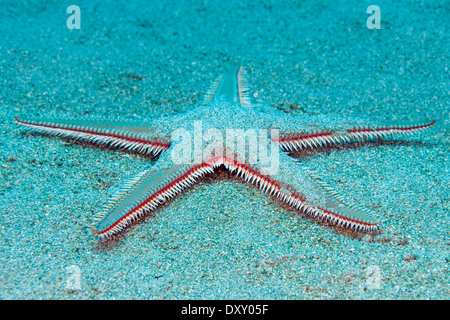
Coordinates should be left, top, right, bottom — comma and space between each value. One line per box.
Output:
16, 66, 435, 240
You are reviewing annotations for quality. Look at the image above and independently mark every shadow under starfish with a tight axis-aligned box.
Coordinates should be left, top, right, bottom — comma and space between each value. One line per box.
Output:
15, 65, 435, 241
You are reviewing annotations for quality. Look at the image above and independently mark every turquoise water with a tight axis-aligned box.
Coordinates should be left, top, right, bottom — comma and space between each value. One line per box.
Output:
0, 0, 448, 299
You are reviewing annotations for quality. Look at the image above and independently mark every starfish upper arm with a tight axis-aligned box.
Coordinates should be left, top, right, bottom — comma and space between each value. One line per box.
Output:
273, 120, 435, 153
15, 116, 171, 158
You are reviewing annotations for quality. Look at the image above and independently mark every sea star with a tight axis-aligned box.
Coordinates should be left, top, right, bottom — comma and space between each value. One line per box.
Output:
16, 66, 435, 240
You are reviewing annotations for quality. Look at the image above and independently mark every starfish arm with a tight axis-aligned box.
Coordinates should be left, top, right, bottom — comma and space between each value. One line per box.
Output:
208, 156, 380, 233
273, 120, 435, 152
15, 116, 171, 157
225, 159, 380, 232
232, 158, 378, 232
278, 190, 380, 232
91, 162, 215, 239
302, 169, 380, 231
262, 151, 381, 232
